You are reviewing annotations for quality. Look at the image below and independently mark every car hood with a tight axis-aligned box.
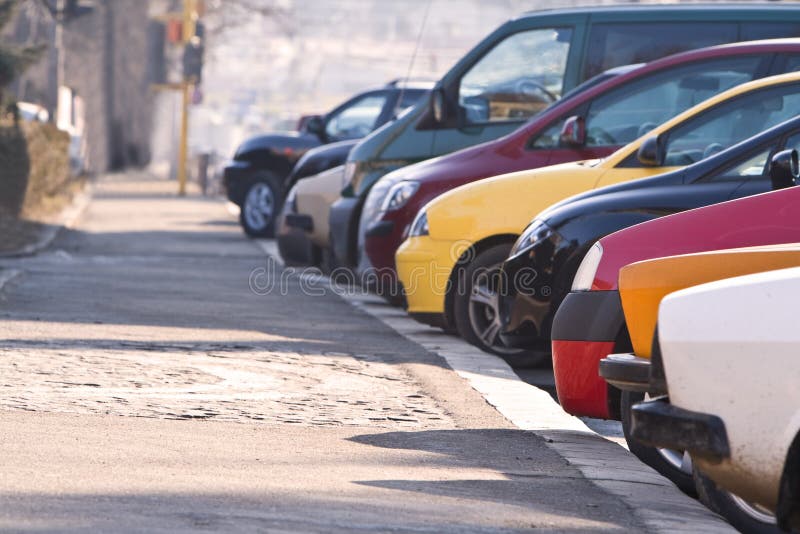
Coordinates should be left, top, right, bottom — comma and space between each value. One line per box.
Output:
236, 132, 321, 157
539, 168, 687, 228
381, 140, 494, 185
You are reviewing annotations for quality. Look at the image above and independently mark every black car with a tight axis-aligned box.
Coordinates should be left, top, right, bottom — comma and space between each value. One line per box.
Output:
497, 114, 800, 355
224, 80, 431, 237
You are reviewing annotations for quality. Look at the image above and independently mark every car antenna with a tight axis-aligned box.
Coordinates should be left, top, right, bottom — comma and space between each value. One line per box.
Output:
394, 0, 433, 119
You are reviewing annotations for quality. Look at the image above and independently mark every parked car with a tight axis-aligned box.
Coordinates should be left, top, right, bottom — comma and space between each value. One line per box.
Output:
396, 70, 800, 363
497, 114, 800, 359
224, 80, 431, 237
276, 165, 346, 268
550, 176, 800, 426
630, 263, 800, 533
598, 243, 800, 502
328, 5, 800, 270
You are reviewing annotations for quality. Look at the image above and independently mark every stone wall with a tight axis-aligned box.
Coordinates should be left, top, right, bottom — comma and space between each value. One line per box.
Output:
6, 0, 157, 173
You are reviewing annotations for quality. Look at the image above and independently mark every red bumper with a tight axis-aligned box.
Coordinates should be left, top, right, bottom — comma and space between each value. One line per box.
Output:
552, 340, 614, 419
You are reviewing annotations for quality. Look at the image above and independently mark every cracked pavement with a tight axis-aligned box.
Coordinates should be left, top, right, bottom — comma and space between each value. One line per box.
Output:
0, 174, 647, 532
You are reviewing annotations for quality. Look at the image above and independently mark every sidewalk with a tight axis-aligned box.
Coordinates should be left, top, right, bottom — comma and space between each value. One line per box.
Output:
0, 173, 651, 532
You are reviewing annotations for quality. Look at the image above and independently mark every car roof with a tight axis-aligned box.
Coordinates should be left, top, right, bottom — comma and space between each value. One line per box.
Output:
385, 79, 436, 91
517, 3, 800, 18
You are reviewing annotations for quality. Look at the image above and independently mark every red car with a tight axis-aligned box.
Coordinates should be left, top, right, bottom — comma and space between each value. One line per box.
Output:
551, 185, 800, 422
359, 39, 800, 295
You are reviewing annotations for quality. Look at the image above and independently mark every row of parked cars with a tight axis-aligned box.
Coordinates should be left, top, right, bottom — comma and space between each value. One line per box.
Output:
224, 4, 800, 532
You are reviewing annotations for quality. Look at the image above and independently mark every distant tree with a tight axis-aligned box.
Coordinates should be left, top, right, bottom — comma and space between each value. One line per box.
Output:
0, 0, 46, 105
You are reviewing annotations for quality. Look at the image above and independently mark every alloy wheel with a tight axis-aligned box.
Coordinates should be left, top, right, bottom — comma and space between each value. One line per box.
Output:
468, 265, 525, 355
244, 182, 275, 231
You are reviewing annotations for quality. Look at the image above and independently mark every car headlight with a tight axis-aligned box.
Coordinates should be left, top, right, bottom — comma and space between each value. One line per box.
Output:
571, 242, 603, 291
510, 219, 554, 256
361, 178, 397, 230
409, 210, 429, 237
381, 181, 419, 212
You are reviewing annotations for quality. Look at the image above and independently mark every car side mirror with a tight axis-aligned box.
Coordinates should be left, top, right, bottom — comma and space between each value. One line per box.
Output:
769, 148, 799, 190
305, 115, 325, 137
431, 88, 446, 124
637, 135, 665, 167
559, 116, 585, 147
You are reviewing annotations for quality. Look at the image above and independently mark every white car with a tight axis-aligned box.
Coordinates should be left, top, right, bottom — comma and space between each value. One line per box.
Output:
631, 266, 800, 533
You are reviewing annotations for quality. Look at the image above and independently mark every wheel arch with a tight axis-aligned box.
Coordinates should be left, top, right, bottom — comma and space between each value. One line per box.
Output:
443, 233, 518, 331
778, 428, 800, 530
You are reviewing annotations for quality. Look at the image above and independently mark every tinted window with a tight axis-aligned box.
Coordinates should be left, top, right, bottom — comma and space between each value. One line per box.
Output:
783, 55, 800, 73
582, 56, 761, 148
325, 94, 388, 140
583, 22, 737, 80
532, 56, 762, 150
741, 22, 800, 40
785, 132, 800, 152
706, 146, 772, 182
663, 84, 800, 166
459, 27, 573, 124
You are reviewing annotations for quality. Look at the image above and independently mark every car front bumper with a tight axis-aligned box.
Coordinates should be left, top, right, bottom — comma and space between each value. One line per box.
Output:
599, 353, 652, 393
630, 397, 730, 463
497, 236, 567, 350
395, 235, 459, 316
223, 160, 254, 206
329, 196, 363, 268
551, 290, 626, 419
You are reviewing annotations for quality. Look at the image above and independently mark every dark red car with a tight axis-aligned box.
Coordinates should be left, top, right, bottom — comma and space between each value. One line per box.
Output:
359, 39, 800, 295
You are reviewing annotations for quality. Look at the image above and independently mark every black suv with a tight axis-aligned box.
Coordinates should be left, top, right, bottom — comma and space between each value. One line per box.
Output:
224, 80, 431, 237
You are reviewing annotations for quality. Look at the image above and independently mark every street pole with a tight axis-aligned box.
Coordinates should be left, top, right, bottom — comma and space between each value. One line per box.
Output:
176, 0, 196, 197
177, 80, 190, 196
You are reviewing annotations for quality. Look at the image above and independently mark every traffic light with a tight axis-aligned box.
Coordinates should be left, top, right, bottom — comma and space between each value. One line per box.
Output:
182, 36, 203, 83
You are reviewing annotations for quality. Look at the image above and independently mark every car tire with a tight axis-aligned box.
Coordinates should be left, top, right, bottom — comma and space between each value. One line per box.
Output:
453, 243, 550, 368
621, 390, 696, 496
240, 172, 283, 238
694, 466, 780, 533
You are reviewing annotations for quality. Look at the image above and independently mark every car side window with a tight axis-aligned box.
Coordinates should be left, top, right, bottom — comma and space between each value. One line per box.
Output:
458, 27, 573, 124
782, 55, 800, 74
662, 84, 800, 167
784, 133, 800, 153
579, 56, 762, 148
704, 146, 772, 182
325, 94, 389, 140
583, 22, 737, 80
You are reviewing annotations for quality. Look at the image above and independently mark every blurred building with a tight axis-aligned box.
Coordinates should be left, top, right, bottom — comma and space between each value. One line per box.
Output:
7, 0, 160, 173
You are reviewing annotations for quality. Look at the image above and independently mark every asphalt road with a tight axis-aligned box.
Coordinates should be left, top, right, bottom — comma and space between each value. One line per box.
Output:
0, 174, 648, 532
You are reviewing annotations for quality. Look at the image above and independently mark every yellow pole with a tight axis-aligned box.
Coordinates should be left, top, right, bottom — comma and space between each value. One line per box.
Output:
177, 0, 196, 196
177, 81, 190, 196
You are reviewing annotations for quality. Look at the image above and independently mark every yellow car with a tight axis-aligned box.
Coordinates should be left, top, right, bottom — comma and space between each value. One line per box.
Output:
600, 244, 800, 529
396, 71, 800, 360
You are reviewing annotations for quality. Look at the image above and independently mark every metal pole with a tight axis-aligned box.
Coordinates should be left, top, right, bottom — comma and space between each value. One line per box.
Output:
177, 0, 195, 196
177, 81, 190, 196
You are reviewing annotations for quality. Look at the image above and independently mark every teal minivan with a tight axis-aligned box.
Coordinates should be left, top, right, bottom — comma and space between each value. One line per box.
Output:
328, 3, 800, 268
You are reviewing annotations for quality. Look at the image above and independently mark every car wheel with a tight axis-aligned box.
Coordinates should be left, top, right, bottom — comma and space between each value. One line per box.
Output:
453, 244, 550, 368
621, 390, 697, 496
240, 173, 282, 237
694, 466, 781, 533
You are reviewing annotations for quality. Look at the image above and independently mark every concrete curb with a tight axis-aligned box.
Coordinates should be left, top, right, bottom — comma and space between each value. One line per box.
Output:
255, 239, 734, 533
0, 186, 92, 259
